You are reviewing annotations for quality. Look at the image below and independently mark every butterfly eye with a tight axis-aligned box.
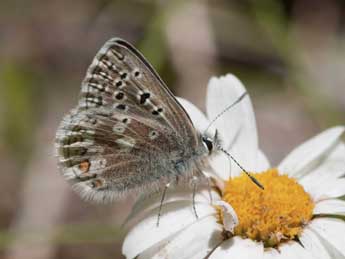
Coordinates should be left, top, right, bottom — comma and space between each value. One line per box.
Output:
202, 137, 213, 153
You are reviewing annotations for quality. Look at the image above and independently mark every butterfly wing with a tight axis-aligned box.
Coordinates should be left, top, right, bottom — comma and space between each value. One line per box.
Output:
55, 38, 205, 203
79, 39, 195, 138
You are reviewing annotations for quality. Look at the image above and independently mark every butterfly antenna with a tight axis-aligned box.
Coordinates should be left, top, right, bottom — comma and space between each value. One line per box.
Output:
204, 91, 248, 134
219, 146, 264, 190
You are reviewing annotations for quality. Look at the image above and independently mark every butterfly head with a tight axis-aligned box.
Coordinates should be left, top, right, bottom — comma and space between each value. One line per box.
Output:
201, 130, 221, 155
202, 136, 213, 153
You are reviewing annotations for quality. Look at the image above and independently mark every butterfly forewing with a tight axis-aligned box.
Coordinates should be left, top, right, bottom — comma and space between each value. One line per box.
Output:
55, 38, 204, 203
79, 39, 194, 140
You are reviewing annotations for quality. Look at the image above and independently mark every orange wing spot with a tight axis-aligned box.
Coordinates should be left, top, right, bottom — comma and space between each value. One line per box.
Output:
79, 160, 90, 173
91, 179, 104, 188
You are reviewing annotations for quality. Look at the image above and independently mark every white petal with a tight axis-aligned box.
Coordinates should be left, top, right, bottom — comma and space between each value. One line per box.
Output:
177, 97, 211, 133
304, 177, 345, 201
125, 187, 219, 227
309, 228, 345, 259
306, 142, 345, 179
210, 237, 263, 259
278, 126, 345, 178
209, 151, 232, 181
209, 149, 269, 182
138, 216, 223, 259
206, 74, 258, 177
314, 199, 345, 215
206, 74, 242, 146
262, 248, 280, 259
255, 149, 270, 172
299, 227, 332, 259
299, 142, 345, 198
309, 218, 345, 257
214, 200, 239, 233
122, 201, 217, 259
268, 241, 314, 259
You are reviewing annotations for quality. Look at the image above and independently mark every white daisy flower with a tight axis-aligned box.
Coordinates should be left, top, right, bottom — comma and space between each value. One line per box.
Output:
122, 74, 345, 259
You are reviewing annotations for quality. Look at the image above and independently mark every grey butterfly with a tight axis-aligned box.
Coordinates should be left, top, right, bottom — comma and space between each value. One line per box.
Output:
55, 38, 261, 205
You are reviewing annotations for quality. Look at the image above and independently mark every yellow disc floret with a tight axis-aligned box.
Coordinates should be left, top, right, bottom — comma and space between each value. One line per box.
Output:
221, 169, 314, 247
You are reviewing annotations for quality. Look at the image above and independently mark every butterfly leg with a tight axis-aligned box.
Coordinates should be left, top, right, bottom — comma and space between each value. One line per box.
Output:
190, 175, 199, 218
190, 176, 199, 219
206, 174, 213, 205
156, 182, 170, 227
227, 153, 232, 179
191, 165, 211, 219
196, 164, 214, 205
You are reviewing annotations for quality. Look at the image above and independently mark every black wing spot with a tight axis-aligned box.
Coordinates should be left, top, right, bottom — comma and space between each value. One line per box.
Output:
140, 92, 150, 104
152, 107, 163, 116
116, 81, 123, 87
133, 70, 141, 78
115, 92, 125, 100
116, 104, 127, 110
120, 72, 128, 80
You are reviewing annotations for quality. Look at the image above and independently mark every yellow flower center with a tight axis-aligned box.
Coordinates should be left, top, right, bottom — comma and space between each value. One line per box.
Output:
220, 169, 314, 247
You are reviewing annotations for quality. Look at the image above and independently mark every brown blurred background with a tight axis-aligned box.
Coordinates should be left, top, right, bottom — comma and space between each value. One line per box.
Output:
0, 0, 344, 258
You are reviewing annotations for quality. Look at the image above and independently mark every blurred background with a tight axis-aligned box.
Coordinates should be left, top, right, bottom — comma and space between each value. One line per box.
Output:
0, 0, 344, 258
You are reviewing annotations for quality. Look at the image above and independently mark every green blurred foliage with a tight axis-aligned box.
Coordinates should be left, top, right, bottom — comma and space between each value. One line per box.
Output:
0, 63, 38, 165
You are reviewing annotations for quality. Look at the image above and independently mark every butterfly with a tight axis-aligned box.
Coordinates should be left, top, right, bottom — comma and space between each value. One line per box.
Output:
55, 38, 261, 206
